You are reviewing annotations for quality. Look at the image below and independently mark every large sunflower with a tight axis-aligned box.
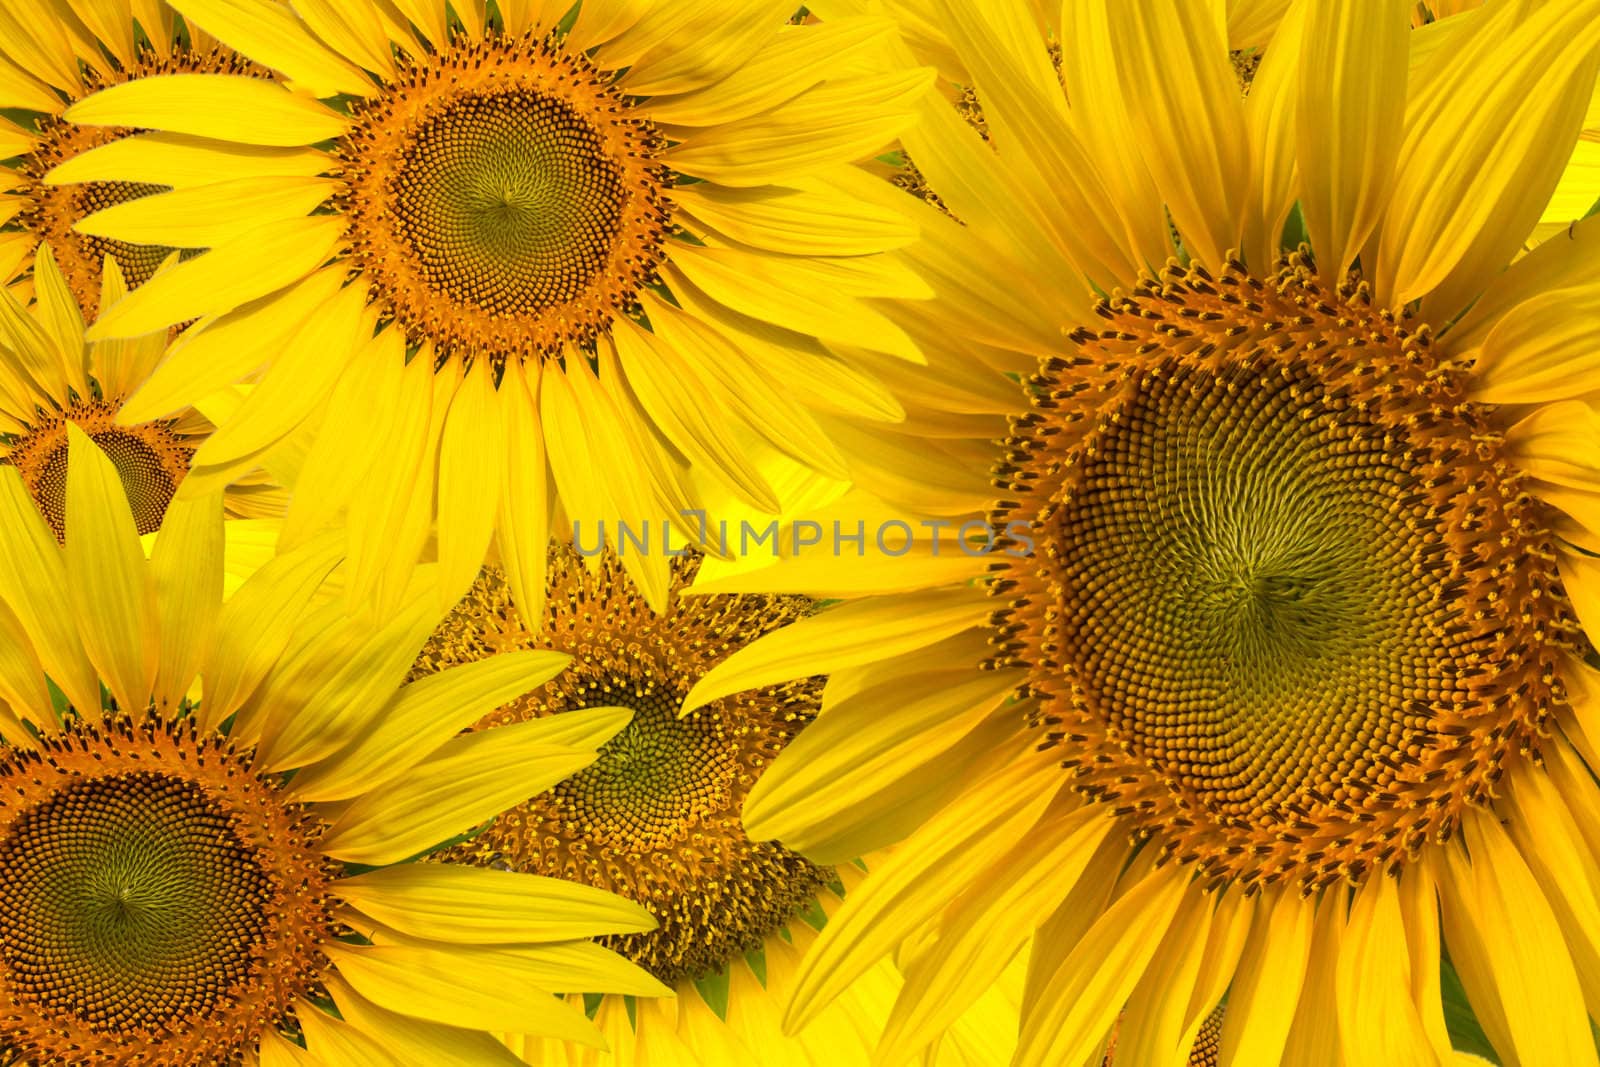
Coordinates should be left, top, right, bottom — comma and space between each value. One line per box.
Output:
674, 2, 1600, 1064
409, 546, 1016, 1066
51, 0, 931, 616
0, 429, 671, 1063
0, 0, 268, 311
0, 243, 284, 543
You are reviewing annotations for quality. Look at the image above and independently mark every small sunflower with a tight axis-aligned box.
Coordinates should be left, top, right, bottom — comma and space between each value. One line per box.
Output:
409, 547, 1014, 1066
0, 0, 269, 311
678, 2, 1600, 1064
0, 428, 669, 1064
54, 0, 932, 616
0, 244, 283, 542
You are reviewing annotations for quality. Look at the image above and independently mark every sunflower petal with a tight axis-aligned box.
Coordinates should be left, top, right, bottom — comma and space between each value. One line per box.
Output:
1218, 886, 1315, 1066
75, 176, 337, 249
435, 358, 503, 609
150, 489, 224, 710
64, 72, 350, 145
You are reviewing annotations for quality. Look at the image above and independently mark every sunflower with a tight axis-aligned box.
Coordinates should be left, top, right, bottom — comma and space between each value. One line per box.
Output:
0, 0, 270, 311
0, 428, 672, 1064
668, 2, 1600, 1064
0, 243, 284, 545
407, 546, 1015, 1065
52, 0, 932, 616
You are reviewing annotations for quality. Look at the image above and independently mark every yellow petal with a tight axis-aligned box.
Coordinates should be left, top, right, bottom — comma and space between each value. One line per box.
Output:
292, 0, 395, 78
878, 800, 1115, 1065
0, 470, 100, 713
64, 423, 158, 715
1437, 808, 1598, 1067
150, 489, 224, 710
0, 2, 81, 89
30, 243, 89, 399
1467, 283, 1600, 404
1114, 885, 1217, 1067
1241, 0, 1305, 270
1281, 889, 1344, 1067
1334, 875, 1437, 1063
615, 0, 791, 97
118, 265, 348, 423
1106, 0, 1249, 270
1218, 885, 1315, 1066
89, 216, 347, 340
493, 358, 552, 627
154, 0, 370, 96
387, 0, 448, 48
295, 1000, 395, 1067
674, 175, 915, 257
1503, 399, 1600, 493
197, 531, 344, 731
290, 649, 571, 802
743, 663, 1018, 861
781, 750, 1061, 1030
1377, 0, 1600, 314
433, 358, 504, 607
46, 131, 330, 189
323, 942, 604, 1047
336, 865, 655, 945
1014, 865, 1191, 1067
319, 708, 630, 866
65, 73, 350, 146
1294, 0, 1408, 278
327, 978, 526, 1067
76, 176, 337, 249
682, 586, 987, 712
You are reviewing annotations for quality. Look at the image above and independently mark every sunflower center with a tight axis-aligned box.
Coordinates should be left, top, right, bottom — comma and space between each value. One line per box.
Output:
0, 717, 335, 1063
11, 47, 259, 315
4, 399, 192, 541
420, 557, 827, 985
341, 36, 672, 368
990, 253, 1569, 891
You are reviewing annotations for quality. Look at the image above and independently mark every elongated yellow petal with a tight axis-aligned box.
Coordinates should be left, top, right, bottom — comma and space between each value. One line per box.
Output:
65, 73, 350, 146
1219, 885, 1315, 1066
1395, 862, 1455, 1062
1295, 0, 1407, 278
118, 266, 347, 423
667, 68, 931, 187
29, 244, 89, 399
291, 649, 570, 802
1378, 0, 1600, 313
323, 942, 604, 1047
64, 424, 158, 715
675, 177, 915, 257
259, 1030, 313, 1067
783, 750, 1060, 1030
163, 0, 371, 95
616, 0, 791, 97
293, 0, 395, 78
1504, 400, 1600, 493
89, 216, 347, 340
1106, 0, 1249, 270
320, 708, 630, 866
197, 531, 343, 731
743, 664, 1017, 860
0, 2, 80, 89
683, 586, 987, 711
1467, 283, 1600, 403
0, 470, 99, 713
1015, 865, 1191, 1067
1281, 889, 1344, 1067
434, 359, 502, 609
1438, 808, 1598, 1067
295, 1001, 394, 1067
1334, 875, 1437, 1063
879, 800, 1114, 1065
76, 176, 337, 249
387, 0, 448, 48
336, 865, 655, 945
47, 132, 330, 189
611, 316, 779, 513
150, 490, 224, 710
1115, 886, 1216, 1067
494, 358, 552, 627
327, 978, 525, 1067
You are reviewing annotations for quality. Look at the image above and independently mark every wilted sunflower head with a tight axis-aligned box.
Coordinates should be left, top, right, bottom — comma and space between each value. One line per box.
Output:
417, 547, 830, 988
0, 429, 663, 1064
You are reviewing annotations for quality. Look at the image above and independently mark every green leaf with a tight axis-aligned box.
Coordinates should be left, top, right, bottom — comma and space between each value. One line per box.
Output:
1441, 954, 1500, 1064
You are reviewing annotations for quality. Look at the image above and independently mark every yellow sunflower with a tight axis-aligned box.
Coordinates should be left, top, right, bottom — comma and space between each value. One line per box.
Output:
0, 243, 284, 544
670, 2, 1600, 1064
408, 546, 1016, 1066
52, 0, 932, 616
0, 0, 270, 311
0, 428, 671, 1063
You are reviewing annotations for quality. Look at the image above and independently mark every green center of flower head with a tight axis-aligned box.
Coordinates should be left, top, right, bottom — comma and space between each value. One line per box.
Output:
0, 718, 335, 1062
991, 252, 1569, 891
428, 561, 829, 987
395, 90, 629, 315
342, 37, 673, 365
3, 773, 270, 1029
